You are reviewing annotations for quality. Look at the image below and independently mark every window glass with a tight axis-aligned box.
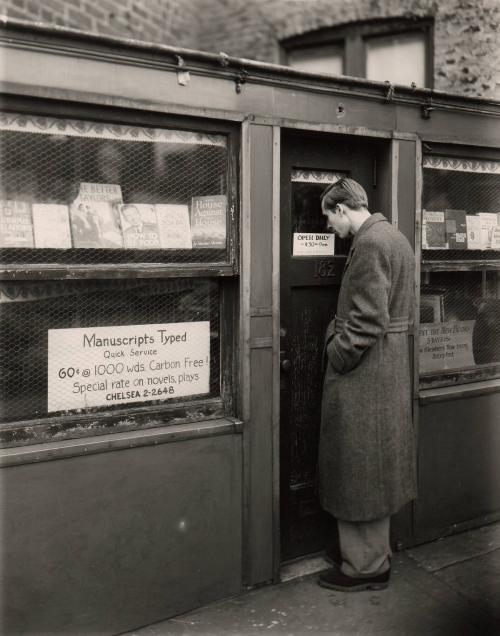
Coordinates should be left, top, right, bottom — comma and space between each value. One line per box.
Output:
0, 113, 230, 264
290, 169, 350, 257
0, 278, 220, 423
287, 44, 343, 75
366, 31, 426, 86
419, 156, 500, 388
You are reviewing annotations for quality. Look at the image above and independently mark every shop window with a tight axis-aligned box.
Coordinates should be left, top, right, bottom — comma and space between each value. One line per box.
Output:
0, 113, 233, 264
419, 153, 500, 389
283, 18, 433, 88
0, 110, 238, 445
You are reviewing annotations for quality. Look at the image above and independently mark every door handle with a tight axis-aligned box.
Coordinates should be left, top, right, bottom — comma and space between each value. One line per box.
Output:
281, 359, 292, 372
280, 350, 291, 373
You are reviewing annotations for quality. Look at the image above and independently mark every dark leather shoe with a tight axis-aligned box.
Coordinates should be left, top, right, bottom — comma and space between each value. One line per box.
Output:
318, 566, 390, 592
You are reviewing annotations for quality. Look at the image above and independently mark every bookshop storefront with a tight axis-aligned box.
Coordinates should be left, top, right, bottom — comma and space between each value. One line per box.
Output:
1, 18, 500, 636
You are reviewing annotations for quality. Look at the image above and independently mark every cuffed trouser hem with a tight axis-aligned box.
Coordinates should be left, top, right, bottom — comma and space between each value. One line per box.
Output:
337, 516, 392, 578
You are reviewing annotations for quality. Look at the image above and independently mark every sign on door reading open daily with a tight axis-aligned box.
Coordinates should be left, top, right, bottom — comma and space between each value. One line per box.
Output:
48, 322, 210, 412
293, 233, 335, 256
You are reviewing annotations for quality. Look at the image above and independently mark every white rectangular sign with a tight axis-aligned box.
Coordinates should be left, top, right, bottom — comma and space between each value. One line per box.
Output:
419, 320, 475, 373
293, 233, 335, 256
48, 322, 210, 412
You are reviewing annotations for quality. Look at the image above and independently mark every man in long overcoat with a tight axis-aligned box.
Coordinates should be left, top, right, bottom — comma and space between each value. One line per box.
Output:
318, 178, 416, 592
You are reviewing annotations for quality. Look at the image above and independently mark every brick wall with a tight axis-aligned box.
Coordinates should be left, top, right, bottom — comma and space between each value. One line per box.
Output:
0, 0, 498, 98
195, 0, 500, 99
0, 0, 201, 48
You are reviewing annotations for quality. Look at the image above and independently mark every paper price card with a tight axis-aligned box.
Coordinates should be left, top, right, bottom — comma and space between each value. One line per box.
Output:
48, 322, 210, 412
293, 233, 335, 256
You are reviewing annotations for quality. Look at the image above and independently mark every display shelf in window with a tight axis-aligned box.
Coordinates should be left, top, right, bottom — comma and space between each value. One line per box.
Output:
419, 153, 500, 389
0, 112, 237, 273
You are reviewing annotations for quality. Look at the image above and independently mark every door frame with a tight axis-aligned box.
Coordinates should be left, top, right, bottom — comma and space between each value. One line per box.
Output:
239, 119, 419, 583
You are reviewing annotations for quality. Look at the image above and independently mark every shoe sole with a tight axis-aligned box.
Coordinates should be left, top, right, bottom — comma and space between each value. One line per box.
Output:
318, 579, 389, 592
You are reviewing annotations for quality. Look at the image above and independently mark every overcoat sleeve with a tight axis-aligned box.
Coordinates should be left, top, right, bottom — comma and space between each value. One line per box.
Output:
327, 237, 391, 373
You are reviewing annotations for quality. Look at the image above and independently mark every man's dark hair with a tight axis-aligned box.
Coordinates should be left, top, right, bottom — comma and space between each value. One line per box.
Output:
321, 177, 369, 211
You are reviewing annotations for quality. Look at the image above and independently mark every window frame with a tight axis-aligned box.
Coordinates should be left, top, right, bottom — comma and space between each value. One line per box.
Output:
418, 142, 500, 391
281, 17, 434, 88
0, 96, 240, 446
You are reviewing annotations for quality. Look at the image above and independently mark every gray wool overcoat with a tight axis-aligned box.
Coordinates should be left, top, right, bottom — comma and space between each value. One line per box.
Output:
319, 213, 417, 522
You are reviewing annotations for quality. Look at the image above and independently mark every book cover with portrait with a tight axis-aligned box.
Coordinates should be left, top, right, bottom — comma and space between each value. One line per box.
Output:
118, 203, 161, 249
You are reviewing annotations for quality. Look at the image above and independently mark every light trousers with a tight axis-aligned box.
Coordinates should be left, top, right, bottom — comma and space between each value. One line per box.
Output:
337, 516, 392, 578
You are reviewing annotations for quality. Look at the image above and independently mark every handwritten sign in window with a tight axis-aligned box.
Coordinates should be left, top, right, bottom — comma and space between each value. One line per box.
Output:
48, 322, 210, 412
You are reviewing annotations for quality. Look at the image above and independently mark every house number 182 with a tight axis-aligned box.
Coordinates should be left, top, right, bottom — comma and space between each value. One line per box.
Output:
314, 260, 336, 278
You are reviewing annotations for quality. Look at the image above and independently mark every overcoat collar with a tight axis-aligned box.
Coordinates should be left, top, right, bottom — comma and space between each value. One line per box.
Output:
352, 212, 388, 247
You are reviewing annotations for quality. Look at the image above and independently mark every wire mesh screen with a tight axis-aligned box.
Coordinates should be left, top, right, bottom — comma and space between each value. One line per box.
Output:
0, 278, 220, 423
420, 156, 500, 384
422, 158, 500, 257
0, 113, 230, 263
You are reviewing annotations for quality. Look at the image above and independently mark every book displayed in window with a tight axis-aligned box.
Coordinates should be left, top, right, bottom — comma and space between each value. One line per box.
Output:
478, 212, 498, 250
70, 200, 123, 248
465, 215, 482, 250
32, 204, 72, 248
155, 204, 193, 249
420, 293, 444, 323
0, 200, 34, 247
444, 209, 467, 249
190, 195, 227, 248
78, 183, 123, 205
119, 203, 161, 249
422, 210, 447, 248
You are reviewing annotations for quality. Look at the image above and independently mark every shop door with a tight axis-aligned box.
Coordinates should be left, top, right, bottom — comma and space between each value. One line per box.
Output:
280, 132, 388, 561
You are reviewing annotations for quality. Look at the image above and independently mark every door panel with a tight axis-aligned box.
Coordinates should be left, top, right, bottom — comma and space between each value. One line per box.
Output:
280, 131, 390, 561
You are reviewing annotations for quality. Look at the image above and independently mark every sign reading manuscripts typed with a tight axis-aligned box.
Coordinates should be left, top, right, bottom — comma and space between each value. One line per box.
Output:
48, 322, 210, 412
419, 321, 475, 373
293, 233, 335, 256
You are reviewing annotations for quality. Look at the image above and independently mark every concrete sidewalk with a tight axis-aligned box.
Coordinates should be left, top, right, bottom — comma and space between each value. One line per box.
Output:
124, 523, 500, 636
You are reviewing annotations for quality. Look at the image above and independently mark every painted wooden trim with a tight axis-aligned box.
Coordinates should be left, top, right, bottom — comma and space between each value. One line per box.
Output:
271, 125, 281, 581
0, 263, 237, 280
391, 139, 400, 227
248, 116, 395, 137
249, 338, 273, 348
421, 259, 500, 272
419, 378, 500, 404
414, 137, 423, 401
1, 19, 500, 116
240, 120, 252, 423
0, 417, 243, 467
249, 307, 273, 317
240, 119, 252, 586
0, 80, 248, 122
421, 132, 500, 149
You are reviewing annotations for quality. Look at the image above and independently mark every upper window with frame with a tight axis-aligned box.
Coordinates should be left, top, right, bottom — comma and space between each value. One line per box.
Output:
0, 112, 237, 269
282, 17, 433, 89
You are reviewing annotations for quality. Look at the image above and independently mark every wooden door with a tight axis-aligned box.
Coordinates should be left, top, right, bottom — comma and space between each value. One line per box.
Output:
280, 131, 389, 561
